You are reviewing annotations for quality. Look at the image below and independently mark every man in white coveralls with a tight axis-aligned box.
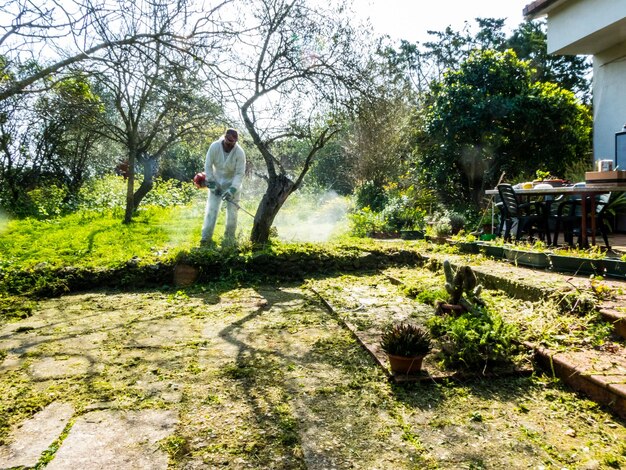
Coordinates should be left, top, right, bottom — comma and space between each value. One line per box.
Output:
201, 128, 246, 246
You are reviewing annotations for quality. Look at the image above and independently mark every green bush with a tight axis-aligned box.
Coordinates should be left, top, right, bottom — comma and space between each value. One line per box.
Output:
426, 307, 519, 370
354, 181, 387, 212
78, 175, 127, 211
78, 175, 196, 211
26, 185, 68, 219
348, 206, 385, 237
142, 177, 196, 207
380, 196, 426, 231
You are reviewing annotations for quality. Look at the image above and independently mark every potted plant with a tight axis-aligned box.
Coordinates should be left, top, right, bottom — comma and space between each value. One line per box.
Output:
603, 253, 626, 279
549, 246, 605, 275
380, 322, 432, 375
503, 240, 551, 269
451, 231, 479, 254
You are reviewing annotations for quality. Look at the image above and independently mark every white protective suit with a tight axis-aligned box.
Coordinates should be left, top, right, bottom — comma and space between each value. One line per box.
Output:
201, 137, 246, 243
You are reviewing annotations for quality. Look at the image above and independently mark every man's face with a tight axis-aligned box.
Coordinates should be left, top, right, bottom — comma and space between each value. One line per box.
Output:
223, 134, 237, 152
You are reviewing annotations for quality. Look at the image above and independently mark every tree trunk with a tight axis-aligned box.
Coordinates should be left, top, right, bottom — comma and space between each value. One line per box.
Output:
123, 152, 136, 224
250, 174, 295, 245
132, 155, 157, 210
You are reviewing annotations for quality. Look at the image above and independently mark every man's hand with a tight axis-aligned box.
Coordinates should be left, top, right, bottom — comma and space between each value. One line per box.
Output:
222, 187, 237, 201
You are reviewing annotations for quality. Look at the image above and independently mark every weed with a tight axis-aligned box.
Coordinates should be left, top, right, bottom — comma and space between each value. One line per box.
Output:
160, 434, 190, 460
35, 419, 74, 468
603, 454, 621, 468
0, 294, 36, 322
589, 275, 614, 300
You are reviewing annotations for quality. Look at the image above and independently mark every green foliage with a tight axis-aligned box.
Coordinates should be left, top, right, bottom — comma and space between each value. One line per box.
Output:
77, 175, 196, 212
413, 288, 448, 306
348, 206, 385, 237
26, 185, 67, 219
77, 175, 127, 211
142, 177, 196, 207
307, 140, 354, 195
417, 49, 592, 211
426, 211, 459, 237
427, 307, 520, 370
506, 20, 591, 102
354, 181, 387, 212
380, 322, 432, 357
350, 180, 431, 236
380, 195, 426, 231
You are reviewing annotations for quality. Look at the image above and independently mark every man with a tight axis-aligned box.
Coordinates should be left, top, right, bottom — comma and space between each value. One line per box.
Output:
201, 128, 246, 246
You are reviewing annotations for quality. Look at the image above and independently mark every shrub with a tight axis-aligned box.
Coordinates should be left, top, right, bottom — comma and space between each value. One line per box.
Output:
78, 175, 196, 211
380, 195, 426, 231
348, 206, 385, 237
426, 307, 519, 370
142, 177, 196, 207
447, 210, 466, 234
354, 180, 387, 212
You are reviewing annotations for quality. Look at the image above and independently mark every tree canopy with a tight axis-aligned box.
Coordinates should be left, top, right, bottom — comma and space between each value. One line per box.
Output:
417, 49, 592, 209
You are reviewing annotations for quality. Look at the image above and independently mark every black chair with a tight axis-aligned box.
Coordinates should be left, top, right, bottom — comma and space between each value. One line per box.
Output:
497, 184, 551, 243
494, 195, 506, 237
552, 192, 611, 248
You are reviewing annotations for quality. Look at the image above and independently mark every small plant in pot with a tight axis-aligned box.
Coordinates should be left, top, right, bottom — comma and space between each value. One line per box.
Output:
380, 322, 432, 375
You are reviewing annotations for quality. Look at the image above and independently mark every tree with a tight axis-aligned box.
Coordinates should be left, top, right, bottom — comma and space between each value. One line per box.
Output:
379, 18, 591, 101
0, 89, 38, 213
34, 74, 106, 197
65, 0, 228, 223
222, 0, 370, 244
0, 0, 227, 102
92, 39, 223, 223
417, 49, 591, 209
506, 20, 591, 103
343, 91, 414, 188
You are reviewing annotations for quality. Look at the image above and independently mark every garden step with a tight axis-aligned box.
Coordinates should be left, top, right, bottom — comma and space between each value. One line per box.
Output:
409, 253, 626, 417
527, 342, 626, 420
430, 253, 626, 340
599, 305, 626, 340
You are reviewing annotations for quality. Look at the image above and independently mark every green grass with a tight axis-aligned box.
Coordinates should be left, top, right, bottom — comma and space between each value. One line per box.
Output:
0, 203, 211, 270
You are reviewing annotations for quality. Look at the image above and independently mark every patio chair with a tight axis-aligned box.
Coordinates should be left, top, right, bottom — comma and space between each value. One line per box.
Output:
497, 184, 551, 243
552, 192, 611, 248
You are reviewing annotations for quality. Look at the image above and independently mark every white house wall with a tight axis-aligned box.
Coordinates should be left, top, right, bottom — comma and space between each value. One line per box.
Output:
546, 0, 626, 55
593, 42, 626, 161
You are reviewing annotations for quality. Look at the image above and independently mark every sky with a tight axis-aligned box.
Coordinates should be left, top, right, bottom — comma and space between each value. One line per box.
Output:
353, 0, 533, 43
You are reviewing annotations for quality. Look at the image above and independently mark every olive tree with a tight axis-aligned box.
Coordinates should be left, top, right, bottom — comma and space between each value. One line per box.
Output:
77, 0, 228, 223
0, 0, 229, 102
219, 0, 371, 244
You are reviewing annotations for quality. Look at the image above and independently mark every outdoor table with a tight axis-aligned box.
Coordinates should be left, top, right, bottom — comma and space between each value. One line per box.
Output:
485, 184, 626, 247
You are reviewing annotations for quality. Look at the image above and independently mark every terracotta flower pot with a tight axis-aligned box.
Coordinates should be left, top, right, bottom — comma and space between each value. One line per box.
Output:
387, 353, 426, 375
173, 264, 199, 287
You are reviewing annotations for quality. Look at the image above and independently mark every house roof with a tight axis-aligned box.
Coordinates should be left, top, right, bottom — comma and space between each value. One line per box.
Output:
523, 0, 571, 19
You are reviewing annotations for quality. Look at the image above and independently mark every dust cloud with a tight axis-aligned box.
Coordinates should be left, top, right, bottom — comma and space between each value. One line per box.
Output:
273, 191, 351, 242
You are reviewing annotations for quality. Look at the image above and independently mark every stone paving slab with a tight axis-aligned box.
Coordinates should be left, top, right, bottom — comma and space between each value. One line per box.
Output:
0, 402, 74, 468
46, 409, 177, 469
